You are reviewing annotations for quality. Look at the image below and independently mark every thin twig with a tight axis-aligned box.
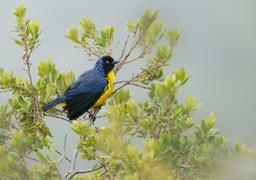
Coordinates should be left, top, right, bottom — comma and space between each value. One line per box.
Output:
23, 55, 39, 121
25, 155, 40, 162
64, 134, 68, 154
114, 34, 143, 74
93, 155, 110, 179
70, 149, 78, 172
80, 42, 101, 58
119, 35, 130, 61
124, 52, 146, 64
13, 84, 34, 96
112, 71, 144, 94
114, 80, 150, 90
53, 147, 71, 163
44, 113, 72, 124
64, 149, 79, 178
69, 166, 104, 179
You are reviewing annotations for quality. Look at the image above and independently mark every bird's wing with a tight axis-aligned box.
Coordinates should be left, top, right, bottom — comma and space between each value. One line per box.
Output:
65, 92, 102, 120
63, 71, 107, 120
64, 70, 107, 96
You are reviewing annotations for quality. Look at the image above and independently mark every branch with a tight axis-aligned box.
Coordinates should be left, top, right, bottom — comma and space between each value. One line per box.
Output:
68, 166, 104, 179
119, 35, 130, 61
115, 80, 150, 90
44, 113, 72, 124
69, 149, 79, 173
112, 71, 144, 94
64, 134, 68, 154
114, 33, 143, 74
80, 42, 101, 58
19, 26, 40, 122
124, 53, 145, 65
53, 147, 71, 163
15, 84, 34, 96
25, 155, 40, 162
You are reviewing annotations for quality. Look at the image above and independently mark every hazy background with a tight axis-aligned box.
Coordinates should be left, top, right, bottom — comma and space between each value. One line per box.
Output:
1, 0, 256, 173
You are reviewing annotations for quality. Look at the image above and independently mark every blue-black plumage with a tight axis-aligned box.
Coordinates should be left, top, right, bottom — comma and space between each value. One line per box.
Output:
42, 56, 118, 120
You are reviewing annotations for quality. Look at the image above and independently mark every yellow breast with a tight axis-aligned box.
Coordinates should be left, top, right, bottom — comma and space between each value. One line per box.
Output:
92, 70, 115, 108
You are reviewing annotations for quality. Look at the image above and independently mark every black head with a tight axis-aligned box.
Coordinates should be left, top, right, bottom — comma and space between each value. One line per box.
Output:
101, 56, 119, 74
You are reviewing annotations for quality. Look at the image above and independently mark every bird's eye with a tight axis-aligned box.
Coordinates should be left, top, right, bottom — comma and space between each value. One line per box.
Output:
105, 60, 110, 64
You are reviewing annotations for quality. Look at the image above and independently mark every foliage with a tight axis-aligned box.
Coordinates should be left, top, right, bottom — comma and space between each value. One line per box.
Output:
0, 4, 256, 180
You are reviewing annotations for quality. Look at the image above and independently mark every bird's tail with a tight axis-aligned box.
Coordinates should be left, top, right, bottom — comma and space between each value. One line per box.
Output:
42, 95, 67, 112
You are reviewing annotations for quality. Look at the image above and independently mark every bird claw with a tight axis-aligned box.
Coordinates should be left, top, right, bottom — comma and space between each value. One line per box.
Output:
87, 111, 96, 126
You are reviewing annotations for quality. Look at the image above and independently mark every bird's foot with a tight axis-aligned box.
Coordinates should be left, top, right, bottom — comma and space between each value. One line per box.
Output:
87, 110, 96, 126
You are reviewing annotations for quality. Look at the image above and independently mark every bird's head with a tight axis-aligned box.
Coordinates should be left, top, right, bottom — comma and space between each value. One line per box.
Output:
96, 56, 119, 74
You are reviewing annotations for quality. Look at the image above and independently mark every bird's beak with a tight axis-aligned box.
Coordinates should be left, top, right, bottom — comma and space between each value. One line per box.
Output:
112, 60, 119, 65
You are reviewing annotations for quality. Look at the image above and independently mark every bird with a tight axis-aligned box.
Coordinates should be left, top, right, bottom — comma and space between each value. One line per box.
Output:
42, 55, 119, 120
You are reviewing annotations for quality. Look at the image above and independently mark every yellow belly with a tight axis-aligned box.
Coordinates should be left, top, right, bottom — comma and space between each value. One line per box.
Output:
92, 70, 115, 108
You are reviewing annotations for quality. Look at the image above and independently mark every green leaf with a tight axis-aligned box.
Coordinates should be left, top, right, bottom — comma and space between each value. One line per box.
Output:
56, 153, 65, 165
27, 21, 40, 40
80, 18, 96, 39
186, 95, 196, 112
165, 28, 180, 47
126, 20, 135, 32
14, 40, 22, 46
36, 149, 49, 163
109, 89, 131, 105
65, 27, 80, 44
207, 112, 216, 130
13, 4, 26, 24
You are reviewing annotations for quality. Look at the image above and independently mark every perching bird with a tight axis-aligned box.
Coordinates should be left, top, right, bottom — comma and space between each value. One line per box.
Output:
42, 56, 118, 120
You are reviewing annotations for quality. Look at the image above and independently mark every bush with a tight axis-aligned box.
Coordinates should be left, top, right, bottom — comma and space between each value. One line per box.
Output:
0, 4, 256, 180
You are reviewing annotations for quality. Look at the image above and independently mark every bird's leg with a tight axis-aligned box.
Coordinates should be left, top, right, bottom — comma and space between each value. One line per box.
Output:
87, 106, 101, 126
87, 110, 96, 125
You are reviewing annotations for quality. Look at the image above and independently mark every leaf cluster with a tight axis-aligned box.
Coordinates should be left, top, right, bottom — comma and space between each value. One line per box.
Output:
0, 5, 70, 179
12, 4, 41, 56
72, 70, 254, 179
65, 18, 115, 57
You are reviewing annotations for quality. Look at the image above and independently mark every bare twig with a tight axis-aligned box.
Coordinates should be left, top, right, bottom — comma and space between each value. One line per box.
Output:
64, 134, 68, 154
115, 80, 150, 90
112, 71, 144, 94
23, 56, 39, 121
124, 50, 147, 64
124, 82, 150, 90
68, 165, 104, 179
70, 149, 78, 172
80, 41, 104, 58
70, 166, 103, 178
64, 146, 80, 179
119, 35, 130, 61
25, 155, 40, 162
53, 147, 71, 163
114, 34, 143, 74
44, 113, 72, 124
